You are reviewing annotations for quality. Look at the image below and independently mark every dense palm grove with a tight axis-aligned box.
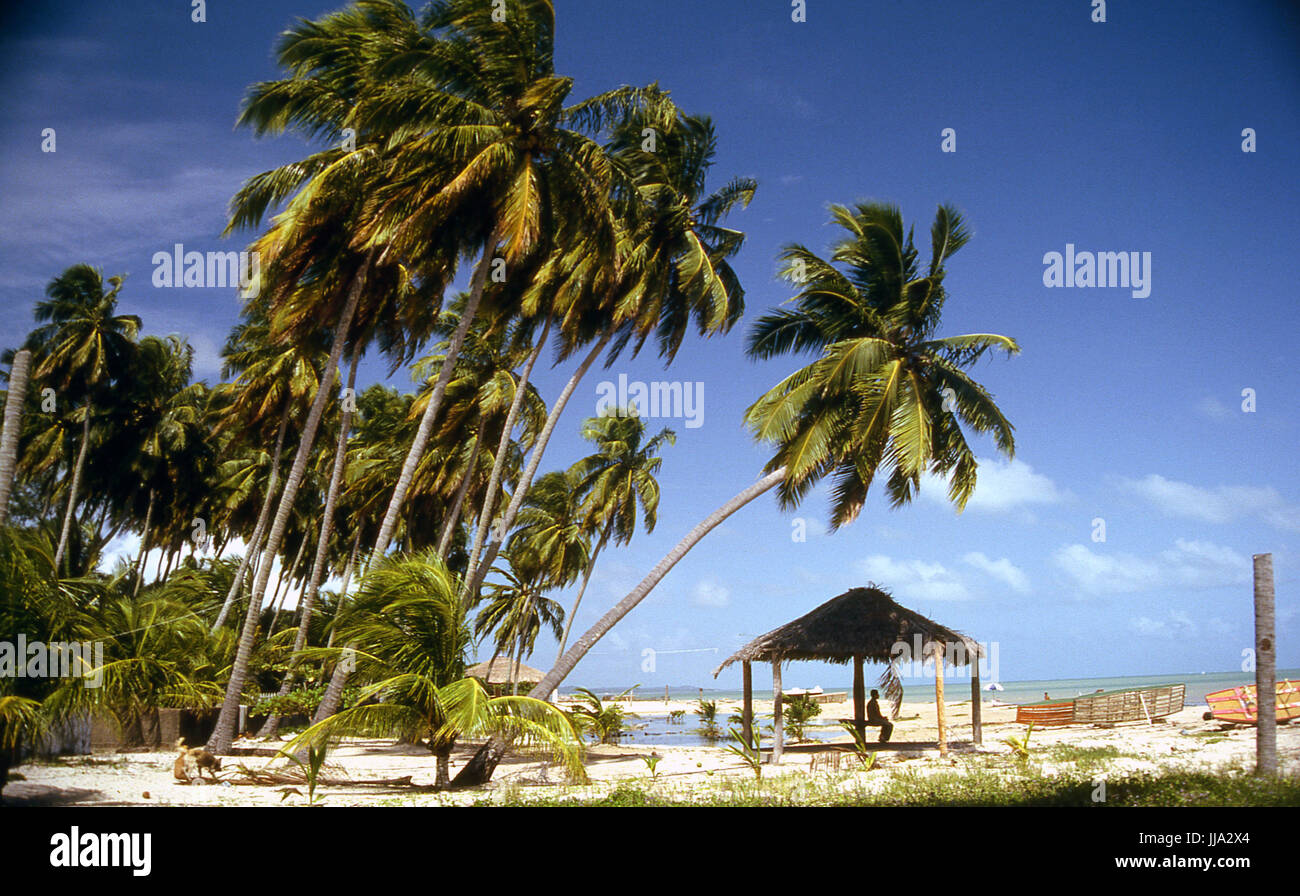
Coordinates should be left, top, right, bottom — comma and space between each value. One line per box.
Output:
0, 0, 1017, 795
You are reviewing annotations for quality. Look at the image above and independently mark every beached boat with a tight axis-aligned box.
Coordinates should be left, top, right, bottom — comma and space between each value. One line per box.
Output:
1014, 683, 1186, 726
1072, 683, 1185, 724
1014, 700, 1075, 726
1204, 680, 1300, 725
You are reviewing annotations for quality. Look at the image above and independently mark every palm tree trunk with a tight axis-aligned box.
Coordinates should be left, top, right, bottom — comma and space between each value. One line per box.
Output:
132, 488, 155, 596
311, 535, 365, 725
0, 349, 31, 528
54, 408, 91, 571
934, 640, 947, 756
435, 420, 484, 559
556, 523, 612, 657
451, 466, 787, 787
462, 330, 612, 604
260, 355, 359, 739
212, 408, 289, 632
461, 314, 552, 599
208, 256, 369, 754
268, 533, 309, 636
369, 230, 501, 567
511, 640, 525, 696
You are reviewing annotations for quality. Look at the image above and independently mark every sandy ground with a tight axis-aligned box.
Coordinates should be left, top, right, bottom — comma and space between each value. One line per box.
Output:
7, 698, 1298, 806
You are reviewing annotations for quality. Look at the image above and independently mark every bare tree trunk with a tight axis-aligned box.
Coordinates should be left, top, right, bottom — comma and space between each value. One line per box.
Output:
0, 349, 31, 528
556, 522, 611, 657
132, 488, 155, 596
212, 409, 289, 632
462, 330, 612, 605
54, 408, 91, 571
268, 533, 309, 637
435, 421, 484, 559
1254, 552, 1276, 776
311, 536, 366, 726
208, 257, 369, 754
261, 355, 359, 739
370, 230, 501, 567
934, 640, 947, 756
452, 467, 787, 787
462, 314, 552, 599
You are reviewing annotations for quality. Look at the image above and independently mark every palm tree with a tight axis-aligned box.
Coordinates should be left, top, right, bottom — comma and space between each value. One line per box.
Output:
0, 350, 31, 528
23, 265, 140, 571
462, 112, 753, 604
258, 353, 361, 738
557, 408, 674, 657
48, 586, 223, 746
114, 336, 211, 594
357, 0, 676, 568
475, 554, 568, 696
285, 550, 582, 787
208, 307, 323, 630
208, 1, 465, 753
457, 203, 1019, 784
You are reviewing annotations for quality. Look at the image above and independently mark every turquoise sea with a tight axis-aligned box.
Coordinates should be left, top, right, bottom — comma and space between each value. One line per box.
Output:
567, 669, 1300, 709
560, 669, 1300, 747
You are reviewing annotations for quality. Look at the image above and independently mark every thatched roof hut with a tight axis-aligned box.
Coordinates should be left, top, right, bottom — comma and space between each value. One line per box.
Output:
714, 586, 982, 672
714, 586, 985, 763
466, 658, 544, 686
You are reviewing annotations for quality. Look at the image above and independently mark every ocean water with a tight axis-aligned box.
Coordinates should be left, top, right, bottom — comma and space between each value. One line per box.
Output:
565, 668, 1300, 748
569, 669, 1300, 708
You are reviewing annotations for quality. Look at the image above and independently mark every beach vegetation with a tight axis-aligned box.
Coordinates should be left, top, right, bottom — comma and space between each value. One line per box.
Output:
696, 699, 721, 741
567, 687, 638, 745
783, 694, 822, 741
283, 552, 585, 787
723, 724, 763, 779
532, 202, 1020, 771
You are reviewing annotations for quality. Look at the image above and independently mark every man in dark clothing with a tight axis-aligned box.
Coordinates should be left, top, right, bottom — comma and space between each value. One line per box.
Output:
866, 689, 894, 742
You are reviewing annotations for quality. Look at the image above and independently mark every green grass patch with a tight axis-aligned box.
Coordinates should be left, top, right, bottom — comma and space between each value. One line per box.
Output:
474, 767, 1300, 807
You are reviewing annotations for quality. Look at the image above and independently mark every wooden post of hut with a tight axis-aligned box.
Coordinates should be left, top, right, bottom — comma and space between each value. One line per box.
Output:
933, 640, 948, 756
853, 654, 866, 742
771, 661, 784, 765
970, 644, 982, 745
741, 661, 753, 747
1254, 553, 1277, 776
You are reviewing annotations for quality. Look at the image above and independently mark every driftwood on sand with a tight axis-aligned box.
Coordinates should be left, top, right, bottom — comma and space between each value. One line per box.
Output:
226, 763, 413, 788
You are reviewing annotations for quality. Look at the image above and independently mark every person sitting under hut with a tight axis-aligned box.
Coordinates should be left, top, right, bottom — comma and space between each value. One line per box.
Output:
866, 689, 894, 742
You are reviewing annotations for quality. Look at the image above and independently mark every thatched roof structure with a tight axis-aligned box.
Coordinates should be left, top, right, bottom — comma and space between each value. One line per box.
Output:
713, 585, 981, 676
466, 658, 544, 684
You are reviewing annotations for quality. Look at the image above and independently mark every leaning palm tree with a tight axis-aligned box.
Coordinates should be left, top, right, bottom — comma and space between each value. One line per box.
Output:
358, 0, 676, 568
456, 202, 1019, 784
285, 550, 583, 787
461, 112, 753, 605
0, 349, 31, 528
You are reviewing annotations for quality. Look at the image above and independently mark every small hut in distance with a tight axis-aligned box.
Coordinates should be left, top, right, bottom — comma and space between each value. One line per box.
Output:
713, 586, 984, 762
467, 658, 545, 696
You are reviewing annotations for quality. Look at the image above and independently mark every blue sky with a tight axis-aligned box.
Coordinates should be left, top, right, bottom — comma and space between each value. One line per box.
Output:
2, 1, 1298, 691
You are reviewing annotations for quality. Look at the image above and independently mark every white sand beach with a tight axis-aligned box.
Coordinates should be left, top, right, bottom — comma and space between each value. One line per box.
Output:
8, 699, 1298, 806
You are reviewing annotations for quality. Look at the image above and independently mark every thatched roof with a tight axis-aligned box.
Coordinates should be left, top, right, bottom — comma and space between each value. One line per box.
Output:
713, 585, 981, 676
466, 658, 545, 684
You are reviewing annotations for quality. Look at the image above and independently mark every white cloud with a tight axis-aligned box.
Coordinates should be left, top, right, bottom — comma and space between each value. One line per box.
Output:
1197, 396, 1234, 421
1129, 610, 1196, 640
693, 579, 731, 608
1123, 474, 1300, 532
961, 552, 1030, 593
1054, 539, 1250, 595
923, 458, 1066, 513
858, 555, 970, 601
